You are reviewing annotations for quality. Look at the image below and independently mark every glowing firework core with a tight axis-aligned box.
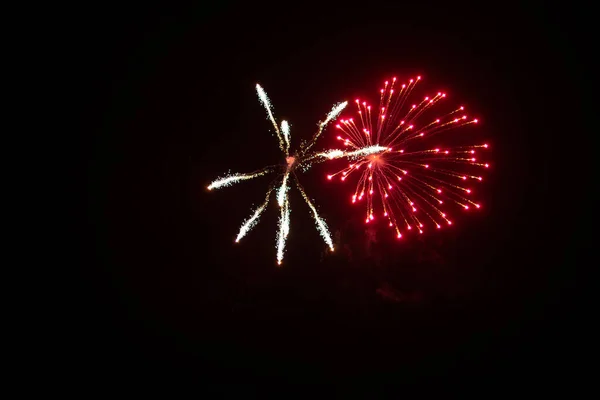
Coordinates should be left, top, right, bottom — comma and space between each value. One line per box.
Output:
286, 156, 296, 170
369, 154, 386, 167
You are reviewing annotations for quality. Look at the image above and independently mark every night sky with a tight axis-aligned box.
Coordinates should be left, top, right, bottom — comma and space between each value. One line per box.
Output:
78, 1, 590, 392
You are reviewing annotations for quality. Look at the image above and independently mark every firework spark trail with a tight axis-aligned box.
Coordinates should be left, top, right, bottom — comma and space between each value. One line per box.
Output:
301, 101, 348, 155
256, 84, 286, 152
326, 75, 490, 238
295, 177, 334, 251
236, 188, 273, 243
281, 120, 291, 155
276, 193, 291, 265
207, 167, 273, 191
277, 170, 290, 206
315, 145, 389, 161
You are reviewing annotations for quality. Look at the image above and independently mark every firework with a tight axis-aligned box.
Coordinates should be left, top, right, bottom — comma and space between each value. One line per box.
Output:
208, 84, 385, 264
326, 75, 490, 238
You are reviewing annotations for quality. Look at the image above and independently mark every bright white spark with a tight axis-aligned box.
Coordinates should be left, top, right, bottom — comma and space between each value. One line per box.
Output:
302, 101, 348, 155
256, 84, 285, 151
322, 101, 349, 127
319, 149, 345, 159
281, 120, 291, 155
317, 145, 388, 160
207, 170, 268, 191
277, 171, 290, 207
297, 183, 334, 251
276, 194, 291, 265
283, 201, 290, 238
236, 189, 272, 242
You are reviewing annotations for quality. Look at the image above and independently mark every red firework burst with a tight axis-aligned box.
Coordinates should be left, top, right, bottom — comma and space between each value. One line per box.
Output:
326, 75, 490, 238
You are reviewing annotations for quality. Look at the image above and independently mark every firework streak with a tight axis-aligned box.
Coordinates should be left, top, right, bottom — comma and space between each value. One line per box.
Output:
326, 76, 490, 238
208, 84, 385, 264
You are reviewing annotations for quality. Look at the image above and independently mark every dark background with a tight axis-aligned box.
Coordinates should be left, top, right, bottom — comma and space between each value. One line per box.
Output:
77, 0, 590, 392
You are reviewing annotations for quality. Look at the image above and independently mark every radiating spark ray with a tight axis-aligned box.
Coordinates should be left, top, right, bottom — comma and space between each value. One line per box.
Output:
277, 170, 290, 207
276, 193, 290, 265
256, 84, 285, 152
296, 178, 334, 251
302, 101, 348, 154
316, 145, 388, 160
207, 168, 271, 191
281, 120, 291, 155
236, 188, 273, 243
